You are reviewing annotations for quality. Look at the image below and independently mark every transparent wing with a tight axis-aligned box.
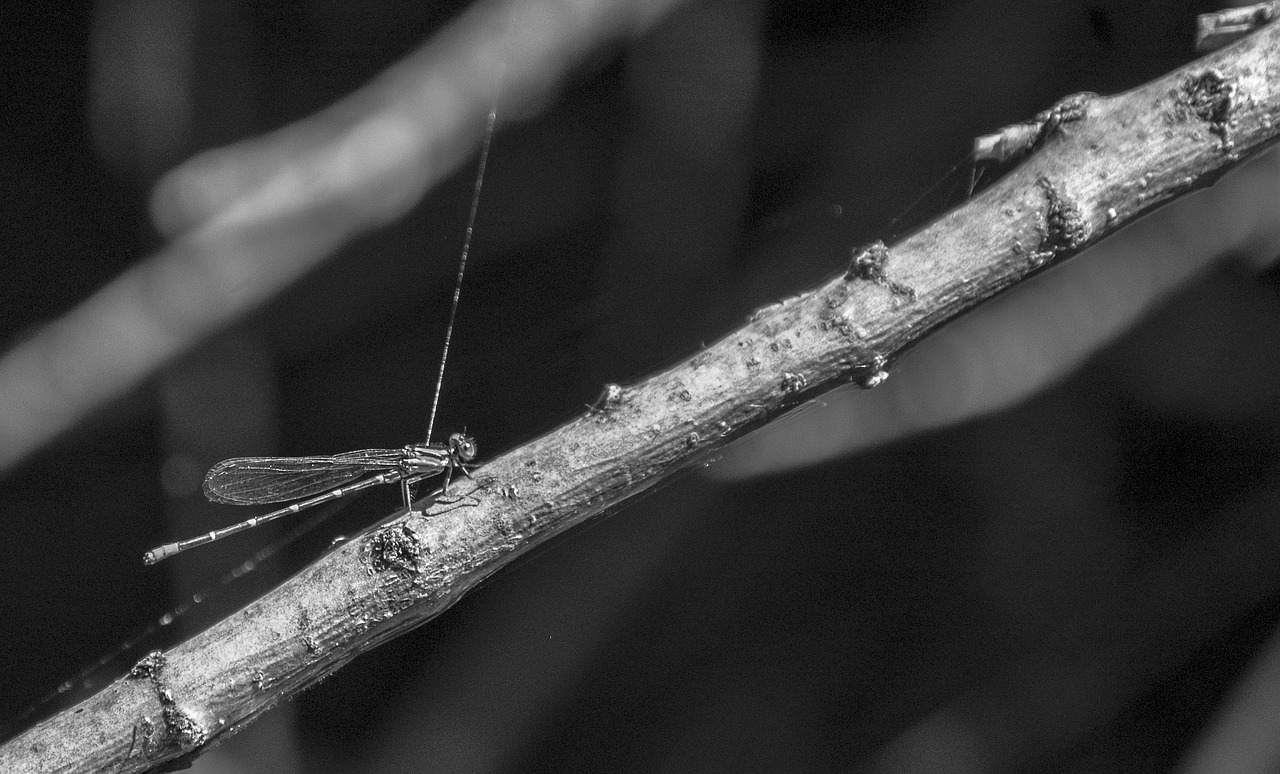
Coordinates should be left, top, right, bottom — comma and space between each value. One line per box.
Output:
202, 449, 403, 505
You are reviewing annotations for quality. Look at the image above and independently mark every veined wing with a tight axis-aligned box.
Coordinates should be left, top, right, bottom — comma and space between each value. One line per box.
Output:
203, 449, 404, 505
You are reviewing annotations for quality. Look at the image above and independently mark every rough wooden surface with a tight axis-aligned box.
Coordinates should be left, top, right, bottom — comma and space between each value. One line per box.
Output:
4, 14, 1280, 774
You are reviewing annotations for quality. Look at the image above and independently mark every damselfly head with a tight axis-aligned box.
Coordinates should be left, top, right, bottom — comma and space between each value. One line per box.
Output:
448, 432, 477, 462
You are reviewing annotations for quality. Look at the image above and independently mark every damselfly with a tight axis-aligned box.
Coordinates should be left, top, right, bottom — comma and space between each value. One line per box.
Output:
142, 434, 477, 564
145, 42, 503, 566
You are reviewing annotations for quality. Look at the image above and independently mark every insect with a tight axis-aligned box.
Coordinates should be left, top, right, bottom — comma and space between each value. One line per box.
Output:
144, 64, 503, 566
142, 434, 477, 564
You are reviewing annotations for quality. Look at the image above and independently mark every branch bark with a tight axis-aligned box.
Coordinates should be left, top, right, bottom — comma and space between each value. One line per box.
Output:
6, 14, 1280, 774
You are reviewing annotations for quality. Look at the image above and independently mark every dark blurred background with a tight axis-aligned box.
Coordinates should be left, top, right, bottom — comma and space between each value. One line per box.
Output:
4, 0, 1280, 772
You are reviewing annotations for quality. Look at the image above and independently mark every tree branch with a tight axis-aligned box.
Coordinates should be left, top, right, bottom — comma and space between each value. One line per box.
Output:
5, 12, 1280, 774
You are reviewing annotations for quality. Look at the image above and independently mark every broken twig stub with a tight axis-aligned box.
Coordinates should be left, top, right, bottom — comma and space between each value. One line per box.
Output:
973, 92, 1095, 164
1196, 2, 1280, 52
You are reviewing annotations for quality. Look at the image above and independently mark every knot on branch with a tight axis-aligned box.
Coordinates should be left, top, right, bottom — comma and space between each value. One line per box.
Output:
365, 524, 424, 575
846, 241, 916, 300
126, 651, 208, 762
1033, 177, 1090, 266
1173, 69, 1237, 149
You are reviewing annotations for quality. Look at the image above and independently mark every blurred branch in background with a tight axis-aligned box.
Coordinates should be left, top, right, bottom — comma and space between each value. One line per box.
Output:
870, 466, 1280, 773
1176, 609, 1280, 773
0, 0, 687, 474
